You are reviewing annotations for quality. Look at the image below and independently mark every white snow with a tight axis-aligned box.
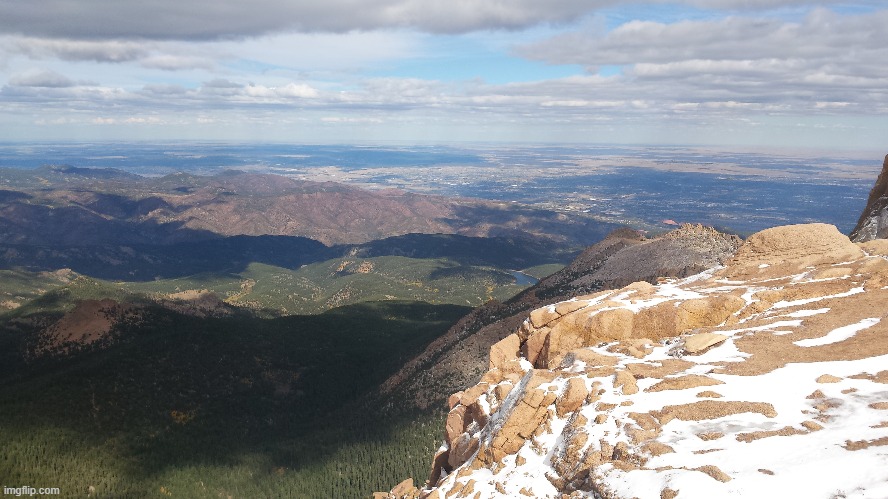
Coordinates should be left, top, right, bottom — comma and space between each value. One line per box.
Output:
771, 286, 865, 309
794, 317, 882, 347
427, 251, 888, 499
784, 308, 831, 318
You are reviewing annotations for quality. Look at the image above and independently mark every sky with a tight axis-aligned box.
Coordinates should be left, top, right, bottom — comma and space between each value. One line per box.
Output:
0, 0, 886, 150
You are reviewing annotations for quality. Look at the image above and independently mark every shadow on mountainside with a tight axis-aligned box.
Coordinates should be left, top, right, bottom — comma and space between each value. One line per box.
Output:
0, 233, 573, 281
0, 300, 470, 498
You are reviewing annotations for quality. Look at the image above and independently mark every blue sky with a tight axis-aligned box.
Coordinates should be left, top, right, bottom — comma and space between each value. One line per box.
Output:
0, 0, 886, 151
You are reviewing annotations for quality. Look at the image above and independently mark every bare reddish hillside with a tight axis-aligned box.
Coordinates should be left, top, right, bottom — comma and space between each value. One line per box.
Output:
0, 170, 618, 247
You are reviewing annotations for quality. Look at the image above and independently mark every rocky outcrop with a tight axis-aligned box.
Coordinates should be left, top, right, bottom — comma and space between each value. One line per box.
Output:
850, 154, 888, 242
376, 224, 742, 411
390, 223, 888, 498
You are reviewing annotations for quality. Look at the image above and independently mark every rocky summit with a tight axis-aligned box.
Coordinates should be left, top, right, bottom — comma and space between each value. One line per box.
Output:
851, 154, 888, 242
384, 223, 888, 498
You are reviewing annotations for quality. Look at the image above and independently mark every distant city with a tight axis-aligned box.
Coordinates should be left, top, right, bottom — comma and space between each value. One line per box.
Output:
0, 143, 877, 235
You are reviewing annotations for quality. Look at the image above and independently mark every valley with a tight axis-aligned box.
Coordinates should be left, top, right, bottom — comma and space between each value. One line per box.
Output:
0, 144, 882, 498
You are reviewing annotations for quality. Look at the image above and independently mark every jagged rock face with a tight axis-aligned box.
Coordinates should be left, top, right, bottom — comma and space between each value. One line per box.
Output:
377, 224, 741, 412
410, 223, 888, 499
851, 154, 888, 242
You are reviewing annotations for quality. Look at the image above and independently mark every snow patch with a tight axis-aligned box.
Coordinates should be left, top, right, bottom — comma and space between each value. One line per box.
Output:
794, 317, 882, 347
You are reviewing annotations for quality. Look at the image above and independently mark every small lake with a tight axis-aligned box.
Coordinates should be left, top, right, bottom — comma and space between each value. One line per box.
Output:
510, 270, 539, 286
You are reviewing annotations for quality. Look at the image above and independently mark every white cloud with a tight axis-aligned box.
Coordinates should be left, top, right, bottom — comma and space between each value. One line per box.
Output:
2, 0, 871, 42
1, 1, 887, 149
4, 36, 150, 62
140, 55, 214, 71
244, 82, 318, 99
8, 68, 76, 87
0, 0, 604, 40
518, 8, 888, 66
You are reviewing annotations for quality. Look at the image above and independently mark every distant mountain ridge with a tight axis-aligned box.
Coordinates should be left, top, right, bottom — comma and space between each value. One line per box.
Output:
0, 166, 620, 247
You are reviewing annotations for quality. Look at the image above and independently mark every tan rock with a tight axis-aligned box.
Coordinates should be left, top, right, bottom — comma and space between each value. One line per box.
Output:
646, 374, 724, 392
459, 383, 488, 407
802, 420, 824, 431
487, 371, 559, 459
858, 238, 888, 256
655, 400, 777, 425
588, 307, 637, 341
428, 447, 450, 484
555, 300, 589, 316
676, 295, 745, 332
530, 306, 559, 328
523, 328, 550, 367
814, 267, 853, 280
627, 412, 660, 431
633, 302, 678, 340
448, 432, 480, 469
544, 325, 583, 368
722, 223, 863, 278
448, 392, 464, 410
644, 441, 675, 457
480, 369, 503, 385
614, 370, 639, 395
696, 390, 723, 398
816, 374, 842, 384
695, 465, 731, 482
684, 333, 728, 354
446, 406, 468, 443
544, 306, 640, 367
489, 334, 521, 370
517, 319, 536, 341
494, 382, 514, 402
626, 280, 656, 293
455, 479, 476, 498
566, 348, 618, 367
609, 338, 655, 359
556, 378, 589, 417
391, 478, 418, 497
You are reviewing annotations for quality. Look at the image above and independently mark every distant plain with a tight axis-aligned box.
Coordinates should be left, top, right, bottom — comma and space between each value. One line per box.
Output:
0, 142, 875, 235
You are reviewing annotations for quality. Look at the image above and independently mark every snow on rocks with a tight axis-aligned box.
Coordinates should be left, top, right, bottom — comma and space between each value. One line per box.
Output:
388, 224, 888, 499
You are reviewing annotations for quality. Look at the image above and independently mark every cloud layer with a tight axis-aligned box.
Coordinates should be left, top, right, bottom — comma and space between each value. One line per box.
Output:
0, 0, 600, 39
0, 1, 885, 148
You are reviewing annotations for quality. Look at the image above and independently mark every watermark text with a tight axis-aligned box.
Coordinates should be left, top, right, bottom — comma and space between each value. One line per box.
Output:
3, 486, 61, 497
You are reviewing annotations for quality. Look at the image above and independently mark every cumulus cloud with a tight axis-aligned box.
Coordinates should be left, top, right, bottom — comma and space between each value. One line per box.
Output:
8, 68, 76, 87
4, 36, 149, 62
1, 0, 871, 41
518, 8, 888, 66
244, 82, 319, 99
2, 2, 886, 147
511, 8, 888, 113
